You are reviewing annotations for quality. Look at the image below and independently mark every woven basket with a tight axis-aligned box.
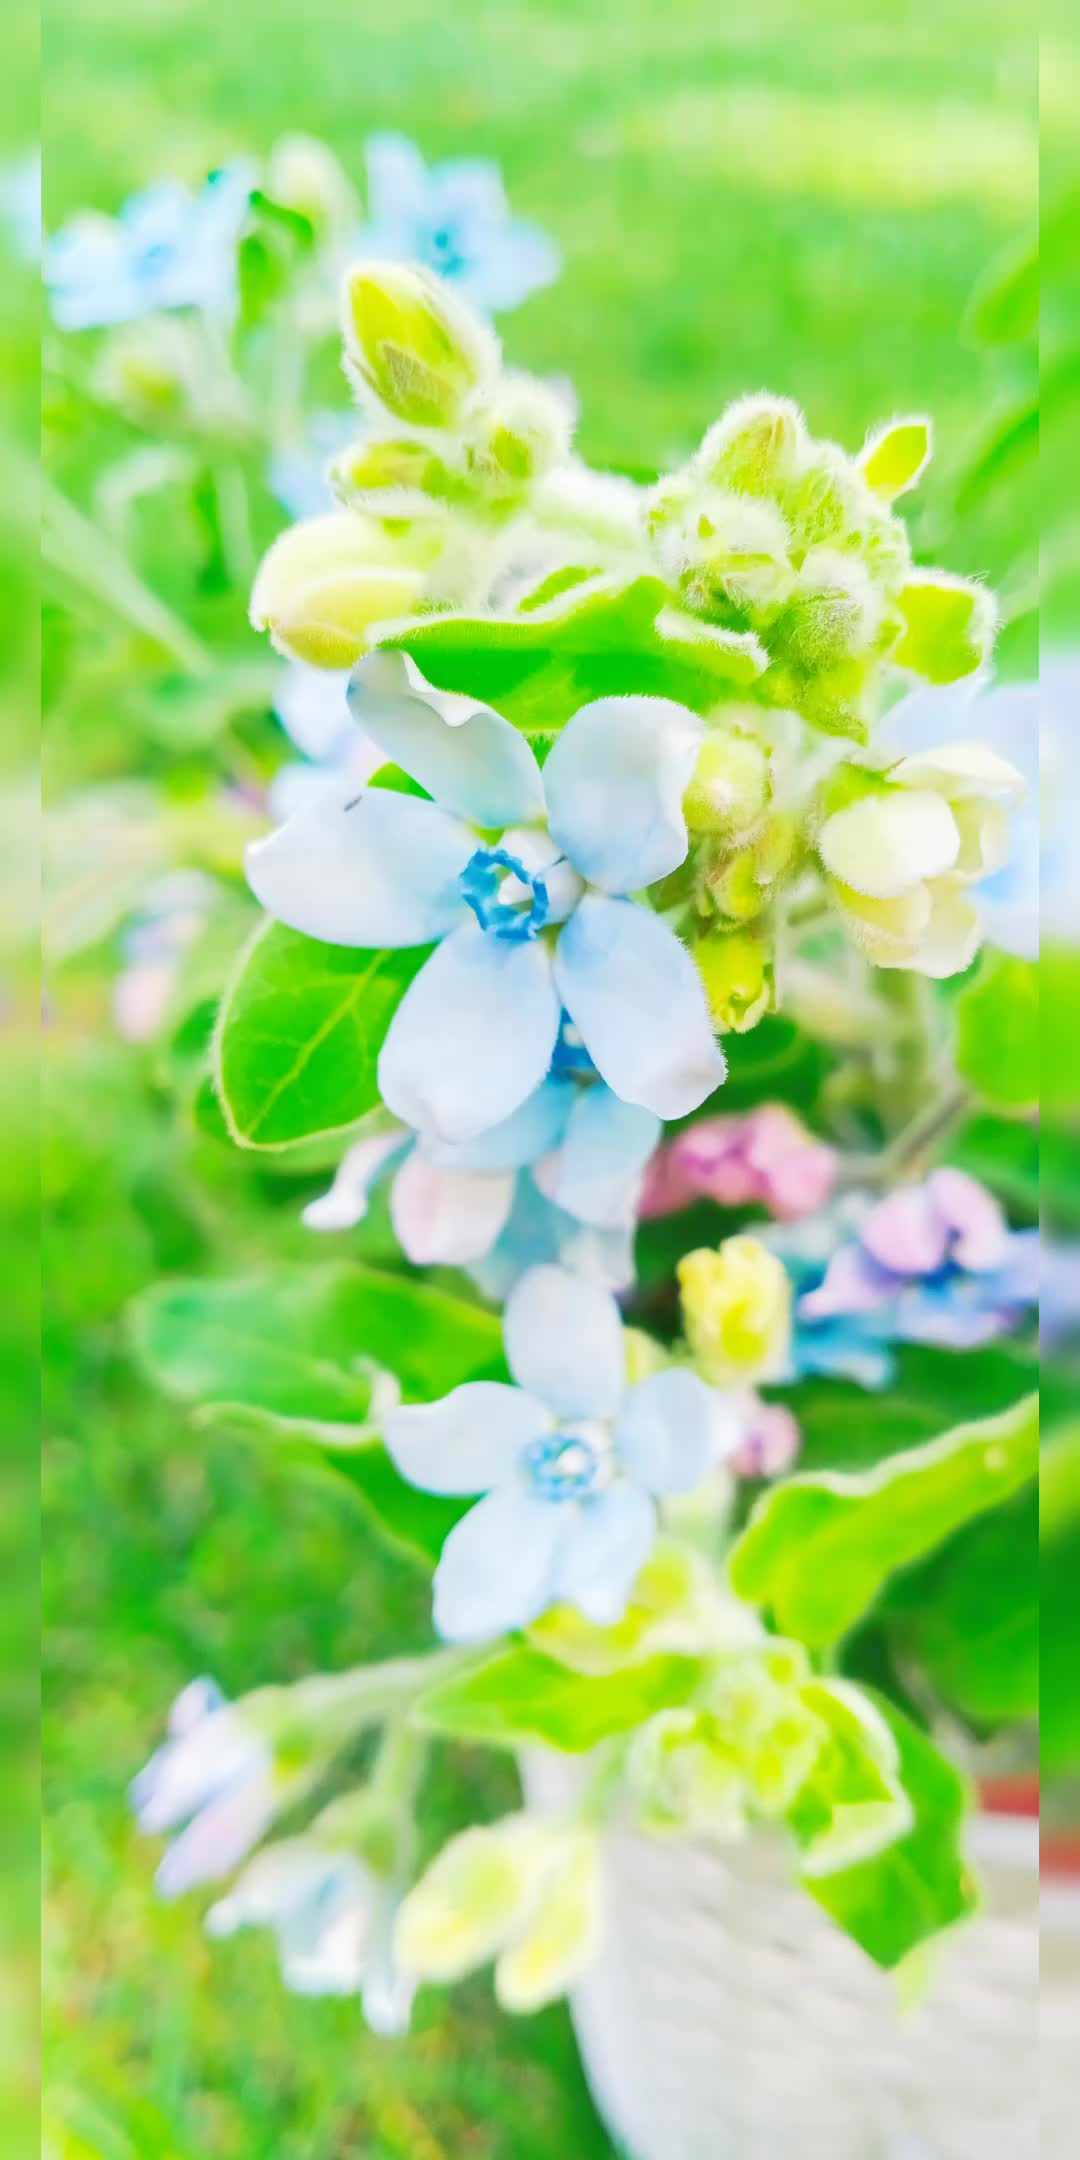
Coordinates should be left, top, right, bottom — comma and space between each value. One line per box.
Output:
526, 1755, 1075, 2160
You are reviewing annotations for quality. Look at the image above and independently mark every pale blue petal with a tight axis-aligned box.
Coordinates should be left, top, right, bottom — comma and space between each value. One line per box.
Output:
503, 1264, 625, 1420
364, 134, 431, 228
554, 896, 726, 1119
433, 1486, 565, 1641
246, 781, 473, 947
543, 696, 704, 894
460, 222, 562, 312
616, 1369, 738, 1494
273, 662, 353, 762
349, 652, 544, 826
384, 1382, 552, 1496
549, 1084, 661, 1228
551, 1485, 657, 1625
427, 1074, 573, 1173
378, 923, 561, 1142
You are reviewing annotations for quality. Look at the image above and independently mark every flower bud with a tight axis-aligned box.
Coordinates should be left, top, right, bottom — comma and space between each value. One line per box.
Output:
684, 727, 770, 839
678, 1236, 792, 1386
783, 548, 884, 667
342, 261, 498, 430
679, 490, 794, 616
464, 371, 573, 497
697, 393, 805, 495
628, 1708, 747, 1837
704, 811, 801, 923
266, 134, 356, 236
694, 926, 774, 1033
250, 511, 427, 668
328, 435, 457, 515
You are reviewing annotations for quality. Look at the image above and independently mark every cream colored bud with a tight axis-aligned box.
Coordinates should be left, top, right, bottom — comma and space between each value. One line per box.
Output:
684, 729, 770, 839
266, 134, 356, 235
250, 512, 426, 668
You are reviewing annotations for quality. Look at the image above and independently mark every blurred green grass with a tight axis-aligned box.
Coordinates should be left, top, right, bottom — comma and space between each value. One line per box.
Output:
41, 4, 1040, 2153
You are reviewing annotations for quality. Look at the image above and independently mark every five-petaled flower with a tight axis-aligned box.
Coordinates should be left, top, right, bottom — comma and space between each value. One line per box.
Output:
207, 1838, 414, 2029
356, 133, 560, 315
385, 1265, 744, 1641
131, 1676, 279, 1898
45, 165, 255, 331
246, 653, 727, 1143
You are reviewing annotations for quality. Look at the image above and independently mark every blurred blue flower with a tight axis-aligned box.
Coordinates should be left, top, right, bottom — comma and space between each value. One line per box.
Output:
269, 660, 384, 820
1041, 1240, 1080, 1350
131, 1677, 276, 1898
768, 1170, 1038, 1389
386, 1265, 740, 1640
247, 654, 726, 1144
304, 1023, 660, 1295
44, 163, 256, 330
357, 133, 560, 314
268, 408, 357, 522
207, 1838, 414, 2027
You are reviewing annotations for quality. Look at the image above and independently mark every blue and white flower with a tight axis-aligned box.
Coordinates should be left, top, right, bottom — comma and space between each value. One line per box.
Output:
269, 660, 384, 821
385, 1265, 744, 1641
131, 1677, 278, 1898
207, 1838, 414, 2030
247, 653, 727, 1142
357, 134, 560, 315
44, 164, 255, 331
304, 1024, 660, 1295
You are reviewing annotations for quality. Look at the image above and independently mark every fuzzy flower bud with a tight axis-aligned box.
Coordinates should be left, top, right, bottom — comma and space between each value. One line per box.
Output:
697, 393, 804, 496
343, 261, 498, 430
464, 371, 574, 498
704, 811, 801, 923
683, 727, 770, 839
694, 926, 774, 1033
818, 742, 1025, 977
250, 510, 427, 668
678, 1236, 792, 1386
676, 490, 794, 616
328, 435, 458, 516
266, 134, 356, 237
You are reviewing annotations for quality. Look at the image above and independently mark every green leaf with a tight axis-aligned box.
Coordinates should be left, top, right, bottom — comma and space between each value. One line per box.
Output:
801, 1695, 978, 1968
892, 572, 995, 685
129, 1261, 504, 1417
954, 398, 1039, 516
966, 243, 1038, 347
192, 1400, 465, 1568
788, 1681, 912, 1877
773, 1340, 1038, 1474
729, 1394, 1038, 1645
379, 574, 766, 737
213, 918, 430, 1150
880, 1485, 1038, 1727
1041, 1423, 1080, 1775
1042, 943, 1080, 1118
414, 1645, 706, 1753
955, 950, 1038, 1108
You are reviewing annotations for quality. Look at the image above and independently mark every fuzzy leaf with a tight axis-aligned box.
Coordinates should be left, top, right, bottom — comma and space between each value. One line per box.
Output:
893, 572, 995, 685
379, 574, 766, 737
414, 1645, 707, 1752
728, 1394, 1038, 1644
213, 919, 430, 1150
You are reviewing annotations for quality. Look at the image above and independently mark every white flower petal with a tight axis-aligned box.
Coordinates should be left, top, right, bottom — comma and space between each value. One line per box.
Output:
246, 781, 473, 947
615, 1368, 739, 1494
349, 651, 544, 826
384, 1382, 552, 1496
543, 695, 704, 893
543, 1084, 661, 1229
433, 1487, 566, 1641
819, 789, 960, 900
890, 740, 1026, 806
378, 924, 561, 1143
551, 1485, 657, 1624
503, 1264, 625, 1420
554, 896, 726, 1120
302, 1129, 407, 1231
391, 1151, 515, 1265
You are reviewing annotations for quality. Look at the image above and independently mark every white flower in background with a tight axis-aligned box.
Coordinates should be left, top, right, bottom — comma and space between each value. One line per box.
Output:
395, 1815, 601, 2013
207, 1838, 414, 2030
131, 1677, 278, 1898
817, 737, 1025, 977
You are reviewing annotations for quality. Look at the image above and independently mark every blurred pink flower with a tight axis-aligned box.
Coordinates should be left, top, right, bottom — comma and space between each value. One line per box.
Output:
640, 1106, 837, 1225
731, 1397, 802, 1479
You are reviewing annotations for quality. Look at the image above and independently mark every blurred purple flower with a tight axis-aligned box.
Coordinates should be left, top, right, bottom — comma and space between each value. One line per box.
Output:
640, 1105, 837, 1226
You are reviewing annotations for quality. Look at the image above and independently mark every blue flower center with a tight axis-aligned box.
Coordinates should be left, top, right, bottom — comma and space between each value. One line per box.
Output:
523, 1430, 600, 1502
460, 847, 550, 943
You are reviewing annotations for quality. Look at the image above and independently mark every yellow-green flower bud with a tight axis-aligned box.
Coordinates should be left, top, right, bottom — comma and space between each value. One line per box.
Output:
328, 434, 457, 514
250, 511, 427, 668
678, 1236, 791, 1386
628, 1708, 747, 1838
704, 811, 801, 922
694, 926, 774, 1033
684, 728, 770, 839
697, 393, 804, 495
679, 490, 794, 616
342, 261, 498, 430
784, 548, 884, 668
465, 371, 573, 497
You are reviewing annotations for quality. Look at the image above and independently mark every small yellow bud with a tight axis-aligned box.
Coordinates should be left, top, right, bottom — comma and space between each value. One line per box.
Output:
684, 729, 770, 839
678, 1236, 791, 1386
694, 927, 774, 1033
342, 261, 498, 430
250, 511, 427, 668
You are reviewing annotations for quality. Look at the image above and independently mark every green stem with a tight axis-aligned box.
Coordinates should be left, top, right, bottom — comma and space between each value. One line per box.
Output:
41, 475, 214, 675
245, 1645, 472, 1754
